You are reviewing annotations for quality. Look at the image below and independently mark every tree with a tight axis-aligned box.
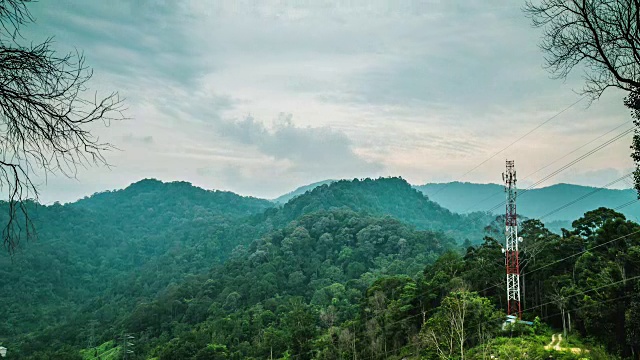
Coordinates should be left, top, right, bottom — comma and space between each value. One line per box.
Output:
524, 0, 640, 98
0, 0, 124, 252
421, 290, 503, 360
524, 0, 640, 195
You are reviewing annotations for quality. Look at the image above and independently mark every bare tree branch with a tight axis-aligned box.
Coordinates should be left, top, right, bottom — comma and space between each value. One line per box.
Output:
524, 0, 640, 197
0, 0, 125, 253
524, 0, 640, 99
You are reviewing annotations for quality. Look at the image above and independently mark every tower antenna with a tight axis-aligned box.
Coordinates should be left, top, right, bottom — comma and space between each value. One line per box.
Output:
503, 160, 522, 318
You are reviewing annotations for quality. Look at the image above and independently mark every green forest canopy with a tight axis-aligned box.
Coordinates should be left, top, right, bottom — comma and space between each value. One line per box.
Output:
0, 177, 638, 359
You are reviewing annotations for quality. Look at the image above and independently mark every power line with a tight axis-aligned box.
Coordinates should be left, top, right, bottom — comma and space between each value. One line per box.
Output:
345, 272, 639, 360
527, 228, 640, 275
474, 126, 635, 216
430, 170, 639, 298
417, 126, 636, 258
430, 96, 585, 197
449, 197, 640, 298
457, 120, 633, 213
538, 173, 634, 220
291, 164, 638, 360
522, 127, 634, 192
291, 217, 640, 359
353, 213, 640, 340
540, 293, 635, 323
522, 119, 632, 181
522, 275, 640, 314
330, 271, 640, 360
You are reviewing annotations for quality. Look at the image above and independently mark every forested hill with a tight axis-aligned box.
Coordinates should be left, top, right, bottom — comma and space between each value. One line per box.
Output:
1, 177, 487, 355
0, 180, 275, 346
109, 208, 638, 360
112, 209, 456, 359
415, 181, 638, 221
4, 177, 638, 359
265, 177, 491, 240
72, 178, 274, 219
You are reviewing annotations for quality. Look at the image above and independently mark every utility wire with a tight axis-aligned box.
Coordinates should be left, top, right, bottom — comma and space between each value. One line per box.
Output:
293, 165, 638, 360
522, 119, 632, 181
430, 96, 585, 197
456, 120, 633, 214
522, 275, 640, 314
541, 293, 635, 322
522, 127, 634, 192
476, 126, 635, 216
478, 198, 640, 295
430, 195, 640, 301
527, 228, 640, 275
423, 124, 636, 249
537, 173, 633, 220
316, 270, 640, 360
291, 222, 640, 359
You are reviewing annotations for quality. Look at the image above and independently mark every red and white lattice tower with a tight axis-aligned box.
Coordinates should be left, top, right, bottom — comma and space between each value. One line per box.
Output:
503, 160, 522, 318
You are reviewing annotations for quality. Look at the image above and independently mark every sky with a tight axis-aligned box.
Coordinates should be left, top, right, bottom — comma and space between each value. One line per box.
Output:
19, 0, 637, 203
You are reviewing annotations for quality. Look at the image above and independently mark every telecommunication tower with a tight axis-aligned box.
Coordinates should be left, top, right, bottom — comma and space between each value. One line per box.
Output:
502, 160, 522, 318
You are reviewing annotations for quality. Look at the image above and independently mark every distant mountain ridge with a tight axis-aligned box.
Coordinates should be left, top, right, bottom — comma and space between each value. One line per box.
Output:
272, 179, 336, 204
274, 179, 638, 223
415, 181, 638, 221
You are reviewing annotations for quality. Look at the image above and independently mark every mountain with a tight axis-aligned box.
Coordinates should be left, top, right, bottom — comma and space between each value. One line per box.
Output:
2, 177, 489, 352
4, 177, 481, 358
4, 177, 636, 359
272, 179, 336, 204
73, 178, 274, 219
415, 181, 638, 222
266, 177, 492, 241
0, 179, 275, 344
115, 209, 457, 359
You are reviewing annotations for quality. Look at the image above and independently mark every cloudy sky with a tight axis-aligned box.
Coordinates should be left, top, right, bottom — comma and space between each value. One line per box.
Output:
21, 0, 636, 203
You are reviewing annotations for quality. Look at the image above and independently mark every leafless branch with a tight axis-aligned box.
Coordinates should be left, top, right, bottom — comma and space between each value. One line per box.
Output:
524, 0, 640, 100
0, 0, 125, 253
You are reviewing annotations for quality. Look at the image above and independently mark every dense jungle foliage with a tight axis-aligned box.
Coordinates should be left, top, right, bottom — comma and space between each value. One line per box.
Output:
1, 177, 638, 359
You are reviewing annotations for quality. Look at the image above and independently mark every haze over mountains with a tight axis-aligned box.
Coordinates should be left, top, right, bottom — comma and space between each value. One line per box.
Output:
416, 181, 638, 221
277, 179, 639, 223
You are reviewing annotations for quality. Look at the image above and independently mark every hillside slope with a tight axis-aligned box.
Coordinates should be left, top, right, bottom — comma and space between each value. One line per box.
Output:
266, 177, 492, 241
29, 208, 637, 360
2, 177, 489, 349
0, 179, 275, 341
19, 209, 458, 359
272, 179, 336, 204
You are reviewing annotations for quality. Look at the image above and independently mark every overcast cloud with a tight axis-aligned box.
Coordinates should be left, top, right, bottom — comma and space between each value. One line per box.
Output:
18, 0, 637, 203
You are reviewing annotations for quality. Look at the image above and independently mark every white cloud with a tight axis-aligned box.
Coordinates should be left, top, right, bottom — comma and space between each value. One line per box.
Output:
15, 0, 638, 202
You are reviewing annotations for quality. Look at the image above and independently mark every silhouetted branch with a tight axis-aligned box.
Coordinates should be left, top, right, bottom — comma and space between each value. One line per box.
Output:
524, 0, 640, 100
525, 0, 640, 197
0, 0, 125, 253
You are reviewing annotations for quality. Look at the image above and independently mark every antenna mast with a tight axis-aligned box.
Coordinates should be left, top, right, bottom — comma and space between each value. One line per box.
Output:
503, 160, 522, 318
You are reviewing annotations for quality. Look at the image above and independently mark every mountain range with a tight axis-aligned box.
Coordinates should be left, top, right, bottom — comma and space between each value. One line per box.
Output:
3, 176, 638, 359
415, 181, 638, 221
277, 179, 639, 223
1, 176, 485, 352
